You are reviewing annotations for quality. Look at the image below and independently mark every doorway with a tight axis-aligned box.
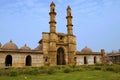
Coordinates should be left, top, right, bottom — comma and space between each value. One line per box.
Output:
5, 55, 12, 66
57, 47, 65, 65
94, 56, 97, 64
26, 55, 31, 66
84, 56, 87, 64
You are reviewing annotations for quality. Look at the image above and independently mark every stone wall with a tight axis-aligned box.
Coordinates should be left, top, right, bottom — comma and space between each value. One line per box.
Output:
0, 51, 43, 68
76, 55, 102, 65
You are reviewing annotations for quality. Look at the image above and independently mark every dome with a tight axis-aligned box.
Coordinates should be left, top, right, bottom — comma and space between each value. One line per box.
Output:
2, 40, 18, 50
81, 46, 92, 53
20, 44, 31, 50
34, 44, 42, 51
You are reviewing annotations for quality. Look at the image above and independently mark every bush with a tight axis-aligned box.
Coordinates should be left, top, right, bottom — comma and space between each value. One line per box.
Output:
28, 68, 39, 75
53, 66, 62, 70
95, 63, 105, 66
63, 67, 72, 73
39, 69, 48, 74
47, 67, 55, 74
112, 65, 120, 73
101, 67, 106, 72
106, 67, 114, 71
68, 65, 76, 69
9, 69, 18, 76
116, 62, 120, 65
0, 69, 4, 76
72, 67, 85, 72
94, 66, 101, 70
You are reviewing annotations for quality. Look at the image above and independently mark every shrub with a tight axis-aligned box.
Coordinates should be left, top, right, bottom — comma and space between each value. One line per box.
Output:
106, 67, 114, 71
0, 69, 6, 76
63, 67, 72, 73
9, 69, 18, 76
101, 67, 106, 72
28, 68, 39, 75
112, 65, 120, 73
39, 69, 48, 74
47, 67, 55, 74
39, 66, 48, 70
116, 62, 120, 65
94, 66, 101, 70
53, 66, 62, 70
95, 63, 105, 66
67, 64, 76, 69
72, 67, 85, 72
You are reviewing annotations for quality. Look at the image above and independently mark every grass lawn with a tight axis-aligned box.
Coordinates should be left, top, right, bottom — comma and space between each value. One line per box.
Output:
0, 70, 120, 80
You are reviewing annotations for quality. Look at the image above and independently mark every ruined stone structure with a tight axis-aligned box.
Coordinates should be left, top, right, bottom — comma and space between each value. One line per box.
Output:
76, 47, 104, 65
107, 52, 120, 63
0, 2, 104, 68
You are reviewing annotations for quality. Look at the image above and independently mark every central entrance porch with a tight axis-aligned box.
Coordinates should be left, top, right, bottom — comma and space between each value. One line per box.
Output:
57, 47, 65, 65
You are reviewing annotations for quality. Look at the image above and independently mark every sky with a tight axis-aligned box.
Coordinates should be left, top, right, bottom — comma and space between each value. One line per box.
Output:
0, 0, 120, 53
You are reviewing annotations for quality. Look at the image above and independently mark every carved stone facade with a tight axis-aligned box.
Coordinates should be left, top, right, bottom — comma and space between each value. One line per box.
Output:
42, 2, 76, 66
0, 2, 104, 68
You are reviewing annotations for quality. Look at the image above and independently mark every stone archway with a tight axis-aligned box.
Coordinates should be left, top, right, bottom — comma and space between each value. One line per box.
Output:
84, 56, 87, 64
25, 55, 31, 66
57, 47, 65, 65
5, 55, 12, 66
94, 56, 97, 64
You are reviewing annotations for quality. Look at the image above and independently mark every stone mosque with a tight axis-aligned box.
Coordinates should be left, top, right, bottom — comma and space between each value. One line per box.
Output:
0, 2, 104, 68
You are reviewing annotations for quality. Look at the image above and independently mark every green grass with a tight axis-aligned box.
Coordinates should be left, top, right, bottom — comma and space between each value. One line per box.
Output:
0, 64, 120, 80
0, 70, 120, 80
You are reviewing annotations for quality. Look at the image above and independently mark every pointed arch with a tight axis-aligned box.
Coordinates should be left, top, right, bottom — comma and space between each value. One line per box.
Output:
25, 55, 32, 66
84, 56, 87, 64
57, 47, 65, 65
5, 55, 12, 66
94, 56, 97, 64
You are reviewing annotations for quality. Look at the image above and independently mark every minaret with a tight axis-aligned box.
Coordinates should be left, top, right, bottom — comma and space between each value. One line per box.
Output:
49, 1, 56, 33
66, 6, 73, 35
48, 2, 57, 66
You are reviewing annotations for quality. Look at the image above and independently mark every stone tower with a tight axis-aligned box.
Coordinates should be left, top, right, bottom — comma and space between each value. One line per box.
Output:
42, 2, 76, 66
66, 6, 76, 64
49, 1, 56, 33
66, 6, 73, 35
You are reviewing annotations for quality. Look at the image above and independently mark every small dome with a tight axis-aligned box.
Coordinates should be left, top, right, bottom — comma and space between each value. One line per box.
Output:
34, 44, 42, 51
20, 44, 31, 50
81, 46, 92, 53
2, 40, 18, 50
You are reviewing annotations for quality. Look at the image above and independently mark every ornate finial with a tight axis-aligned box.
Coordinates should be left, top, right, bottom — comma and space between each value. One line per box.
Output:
50, 1, 55, 6
24, 44, 27, 46
67, 6, 71, 10
10, 40, 12, 43
67, 5, 72, 16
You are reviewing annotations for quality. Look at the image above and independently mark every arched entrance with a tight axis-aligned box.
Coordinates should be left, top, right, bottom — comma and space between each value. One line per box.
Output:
57, 47, 65, 65
94, 56, 97, 64
5, 55, 12, 66
26, 55, 31, 66
84, 56, 87, 64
